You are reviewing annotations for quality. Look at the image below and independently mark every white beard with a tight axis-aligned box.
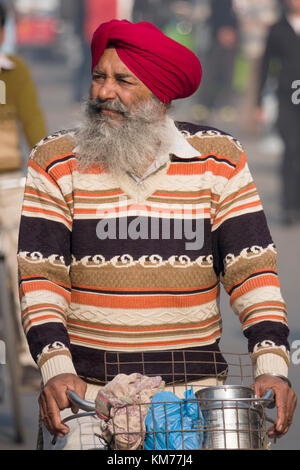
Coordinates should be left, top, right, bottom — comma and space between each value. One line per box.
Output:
74, 95, 174, 177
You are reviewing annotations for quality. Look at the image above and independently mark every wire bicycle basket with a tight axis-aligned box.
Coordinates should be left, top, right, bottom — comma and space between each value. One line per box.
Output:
52, 350, 277, 450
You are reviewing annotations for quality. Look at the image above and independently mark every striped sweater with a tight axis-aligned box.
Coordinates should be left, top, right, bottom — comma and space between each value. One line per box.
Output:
17, 121, 290, 386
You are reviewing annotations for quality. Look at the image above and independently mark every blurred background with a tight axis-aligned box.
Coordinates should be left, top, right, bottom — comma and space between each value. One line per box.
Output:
0, 0, 299, 450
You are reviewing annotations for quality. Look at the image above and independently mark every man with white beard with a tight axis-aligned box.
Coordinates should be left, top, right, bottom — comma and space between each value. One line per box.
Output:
17, 20, 296, 450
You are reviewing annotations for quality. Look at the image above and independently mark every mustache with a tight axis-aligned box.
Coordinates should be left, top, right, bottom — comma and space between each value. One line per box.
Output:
87, 98, 130, 117
85, 95, 164, 124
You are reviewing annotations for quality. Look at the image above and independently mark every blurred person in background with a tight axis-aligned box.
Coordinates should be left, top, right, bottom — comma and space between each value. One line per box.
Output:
68, 0, 134, 103
255, 0, 300, 225
132, 0, 172, 29
0, 0, 16, 55
0, 2, 47, 389
233, 0, 280, 133
193, 0, 239, 123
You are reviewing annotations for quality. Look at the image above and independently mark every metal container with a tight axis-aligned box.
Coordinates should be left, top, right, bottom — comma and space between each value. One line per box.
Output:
195, 385, 270, 449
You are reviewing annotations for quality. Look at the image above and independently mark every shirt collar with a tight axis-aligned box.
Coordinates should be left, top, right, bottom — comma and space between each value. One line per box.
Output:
166, 117, 201, 159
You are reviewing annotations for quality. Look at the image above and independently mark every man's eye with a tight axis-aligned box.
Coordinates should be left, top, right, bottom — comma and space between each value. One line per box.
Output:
118, 79, 132, 85
93, 75, 105, 81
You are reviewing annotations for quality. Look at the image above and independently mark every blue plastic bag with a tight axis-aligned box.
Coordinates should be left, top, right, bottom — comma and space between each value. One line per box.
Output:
144, 388, 204, 450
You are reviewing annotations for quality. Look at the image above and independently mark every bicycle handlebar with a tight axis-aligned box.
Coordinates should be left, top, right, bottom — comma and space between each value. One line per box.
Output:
67, 390, 96, 411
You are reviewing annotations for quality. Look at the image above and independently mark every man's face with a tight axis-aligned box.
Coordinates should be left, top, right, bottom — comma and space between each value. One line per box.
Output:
91, 47, 153, 121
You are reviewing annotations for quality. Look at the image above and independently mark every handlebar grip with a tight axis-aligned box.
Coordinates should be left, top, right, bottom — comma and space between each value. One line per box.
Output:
261, 388, 276, 409
67, 390, 96, 412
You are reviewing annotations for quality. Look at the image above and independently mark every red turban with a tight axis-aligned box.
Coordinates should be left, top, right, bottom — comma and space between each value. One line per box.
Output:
91, 19, 202, 103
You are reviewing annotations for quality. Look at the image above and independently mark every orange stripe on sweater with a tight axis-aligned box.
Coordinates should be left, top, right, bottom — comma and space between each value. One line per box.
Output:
24, 188, 69, 209
167, 160, 233, 178
239, 301, 286, 322
41, 154, 107, 177
21, 280, 71, 302
227, 269, 278, 294
214, 200, 262, 226
28, 160, 60, 190
21, 303, 66, 318
22, 205, 72, 226
243, 314, 288, 327
20, 275, 70, 290
69, 329, 222, 349
42, 153, 76, 171
74, 205, 210, 216
230, 275, 280, 305
74, 190, 125, 198
71, 287, 219, 309
24, 314, 64, 330
218, 183, 257, 208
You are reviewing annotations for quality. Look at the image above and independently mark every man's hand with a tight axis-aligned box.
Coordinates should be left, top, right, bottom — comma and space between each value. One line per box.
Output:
254, 375, 297, 438
39, 373, 87, 438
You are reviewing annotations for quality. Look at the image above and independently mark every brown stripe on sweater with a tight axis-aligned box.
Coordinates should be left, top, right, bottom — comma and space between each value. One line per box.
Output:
24, 194, 72, 218
216, 187, 259, 214
70, 262, 218, 290
187, 134, 243, 164
251, 348, 290, 367
38, 349, 72, 369
241, 306, 287, 324
32, 133, 76, 169
147, 195, 212, 205
221, 249, 277, 292
18, 258, 70, 286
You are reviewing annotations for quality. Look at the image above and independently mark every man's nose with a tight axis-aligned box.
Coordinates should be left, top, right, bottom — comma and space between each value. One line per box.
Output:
97, 79, 118, 101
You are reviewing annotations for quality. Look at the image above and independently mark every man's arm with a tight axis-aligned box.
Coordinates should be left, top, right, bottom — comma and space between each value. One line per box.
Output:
17, 137, 86, 435
211, 139, 296, 435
